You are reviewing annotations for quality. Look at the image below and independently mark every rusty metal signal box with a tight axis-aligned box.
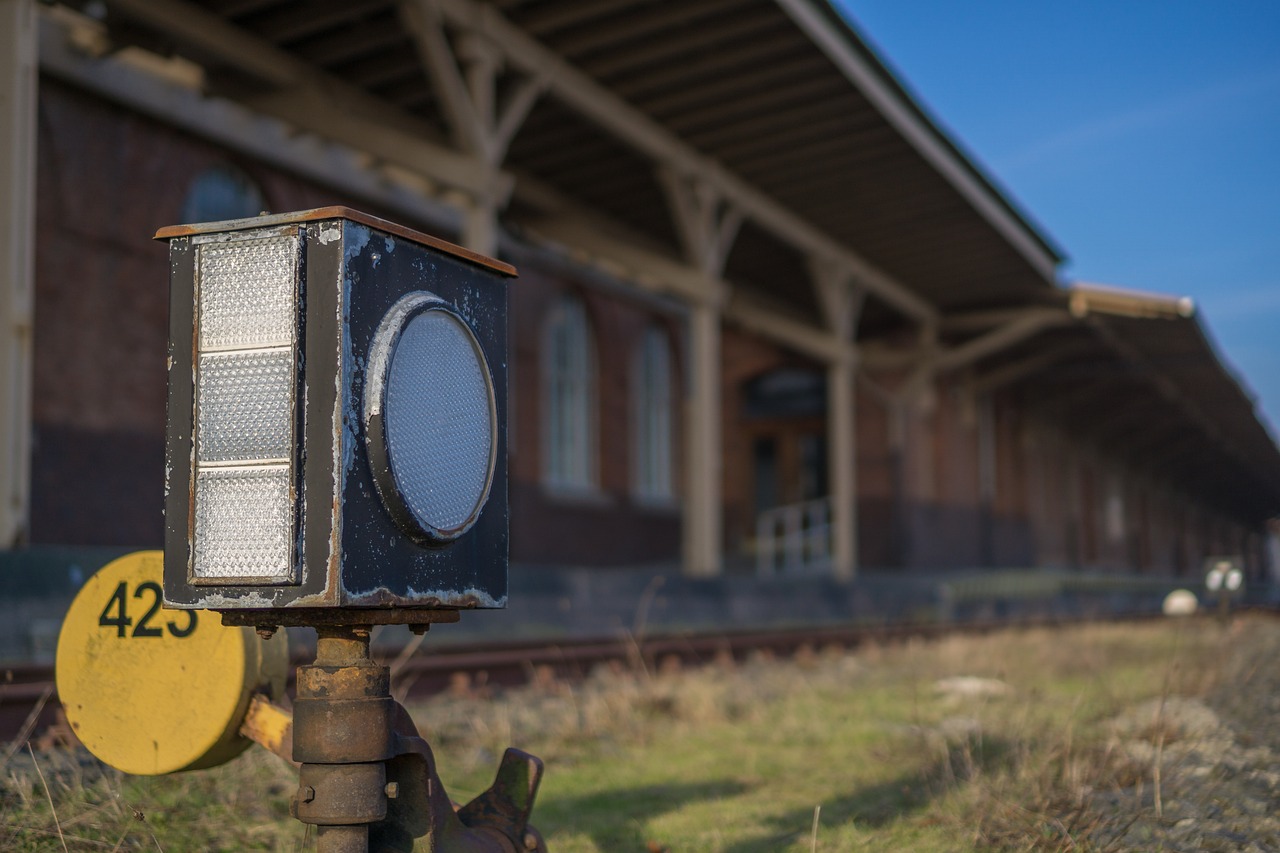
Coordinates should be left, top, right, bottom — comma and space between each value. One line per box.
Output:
159, 208, 513, 619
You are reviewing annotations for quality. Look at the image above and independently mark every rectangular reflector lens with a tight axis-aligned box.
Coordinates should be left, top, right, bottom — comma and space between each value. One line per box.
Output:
190, 229, 300, 584
198, 235, 297, 350
197, 349, 293, 463
193, 466, 293, 579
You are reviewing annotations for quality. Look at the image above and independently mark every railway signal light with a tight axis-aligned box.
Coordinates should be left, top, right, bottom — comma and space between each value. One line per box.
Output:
58, 211, 545, 848
1204, 556, 1243, 594
1204, 555, 1245, 623
157, 208, 514, 619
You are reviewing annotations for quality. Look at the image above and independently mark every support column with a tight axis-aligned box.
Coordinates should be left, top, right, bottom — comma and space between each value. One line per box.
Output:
0, 0, 36, 548
398, 1, 543, 256
976, 392, 997, 566
888, 399, 910, 567
684, 298, 723, 577
461, 197, 499, 258
811, 258, 864, 581
826, 353, 857, 580
659, 168, 741, 578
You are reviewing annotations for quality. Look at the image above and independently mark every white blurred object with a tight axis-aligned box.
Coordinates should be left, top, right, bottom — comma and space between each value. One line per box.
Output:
1162, 589, 1199, 616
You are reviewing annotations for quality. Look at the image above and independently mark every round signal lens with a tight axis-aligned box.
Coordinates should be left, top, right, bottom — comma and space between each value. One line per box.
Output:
365, 293, 496, 542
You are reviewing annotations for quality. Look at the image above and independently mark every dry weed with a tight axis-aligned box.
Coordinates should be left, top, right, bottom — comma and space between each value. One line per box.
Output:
6, 616, 1264, 852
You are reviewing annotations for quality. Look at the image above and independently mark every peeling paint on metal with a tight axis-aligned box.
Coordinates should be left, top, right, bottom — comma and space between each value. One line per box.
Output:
362, 291, 449, 423
340, 583, 505, 609
319, 225, 342, 245
190, 225, 296, 247
194, 589, 288, 609
343, 225, 371, 263
340, 224, 367, 482
330, 225, 355, 584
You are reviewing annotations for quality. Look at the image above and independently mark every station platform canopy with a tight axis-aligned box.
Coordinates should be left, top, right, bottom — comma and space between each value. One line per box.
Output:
36, 0, 1280, 525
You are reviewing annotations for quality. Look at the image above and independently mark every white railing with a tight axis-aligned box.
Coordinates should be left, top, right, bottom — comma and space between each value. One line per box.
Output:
756, 497, 831, 576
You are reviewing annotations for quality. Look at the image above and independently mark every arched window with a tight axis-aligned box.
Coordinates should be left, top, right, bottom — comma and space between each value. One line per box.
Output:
180, 164, 265, 224
633, 326, 674, 501
543, 295, 595, 489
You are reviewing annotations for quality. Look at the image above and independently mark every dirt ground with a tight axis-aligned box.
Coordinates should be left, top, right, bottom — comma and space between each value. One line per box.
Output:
1086, 616, 1280, 852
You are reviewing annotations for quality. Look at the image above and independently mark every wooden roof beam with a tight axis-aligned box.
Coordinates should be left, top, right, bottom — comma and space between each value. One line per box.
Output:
519, 0, 637, 38
554, 0, 750, 61
609, 32, 807, 100
250, 0, 387, 46
580, 7, 780, 80
524, 209, 847, 364
434, 0, 936, 325
38, 8, 465, 235
98, 0, 504, 201
657, 167, 742, 281
398, 0, 547, 166
642, 53, 827, 119
969, 340, 1095, 395
863, 308, 1070, 375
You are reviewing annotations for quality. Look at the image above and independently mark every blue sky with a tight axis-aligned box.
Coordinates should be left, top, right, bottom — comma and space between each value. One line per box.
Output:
835, 1, 1280, 433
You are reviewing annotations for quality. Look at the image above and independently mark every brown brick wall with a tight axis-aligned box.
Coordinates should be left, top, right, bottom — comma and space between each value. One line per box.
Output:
506, 261, 685, 567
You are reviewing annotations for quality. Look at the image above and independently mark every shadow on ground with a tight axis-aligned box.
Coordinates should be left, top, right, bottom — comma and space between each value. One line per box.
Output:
538, 736, 1016, 850
540, 779, 752, 850
724, 735, 1017, 852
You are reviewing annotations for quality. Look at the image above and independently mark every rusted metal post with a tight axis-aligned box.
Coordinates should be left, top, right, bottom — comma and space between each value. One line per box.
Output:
317, 826, 373, 853
1217, 588, 1231, 624
285, 623, 547, 852
292, 627, 395, 853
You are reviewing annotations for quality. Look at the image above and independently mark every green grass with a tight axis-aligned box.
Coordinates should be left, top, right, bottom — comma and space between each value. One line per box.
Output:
1, 618, 1233, 851
1, 744, 298, 851
424, 620, 1224, 851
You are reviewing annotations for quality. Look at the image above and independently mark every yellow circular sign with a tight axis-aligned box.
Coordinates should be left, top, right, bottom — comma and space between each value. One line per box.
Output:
55, 551, 288, 775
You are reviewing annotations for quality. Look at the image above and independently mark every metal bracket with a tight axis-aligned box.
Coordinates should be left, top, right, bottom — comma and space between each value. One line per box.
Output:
374, 703, 546, 853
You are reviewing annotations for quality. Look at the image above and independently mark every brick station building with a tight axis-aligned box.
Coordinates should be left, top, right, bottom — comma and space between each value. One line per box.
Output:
3, 0, 1279, 590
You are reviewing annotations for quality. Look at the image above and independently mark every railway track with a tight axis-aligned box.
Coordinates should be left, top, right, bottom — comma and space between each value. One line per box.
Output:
2, 609, 1204, 744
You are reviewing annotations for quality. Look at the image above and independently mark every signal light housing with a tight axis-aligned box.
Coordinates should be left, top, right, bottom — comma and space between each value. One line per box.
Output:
159, 208, 513, 619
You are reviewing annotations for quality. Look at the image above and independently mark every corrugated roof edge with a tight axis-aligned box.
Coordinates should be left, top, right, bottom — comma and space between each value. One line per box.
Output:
807, 0, 1068, 270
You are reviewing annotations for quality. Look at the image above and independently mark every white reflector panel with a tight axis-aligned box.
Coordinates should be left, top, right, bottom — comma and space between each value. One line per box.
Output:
193, 466, 292, 579
198, 235, 296, 350
197, 349, 293, 462
191, 231, 300, 583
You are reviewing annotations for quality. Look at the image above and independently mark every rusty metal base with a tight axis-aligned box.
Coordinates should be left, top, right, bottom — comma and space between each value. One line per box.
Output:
289, 627, 545, 853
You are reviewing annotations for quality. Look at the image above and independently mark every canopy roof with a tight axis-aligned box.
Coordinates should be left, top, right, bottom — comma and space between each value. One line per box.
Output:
966, 285, 1280, 523
82, 0, 1063, 327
